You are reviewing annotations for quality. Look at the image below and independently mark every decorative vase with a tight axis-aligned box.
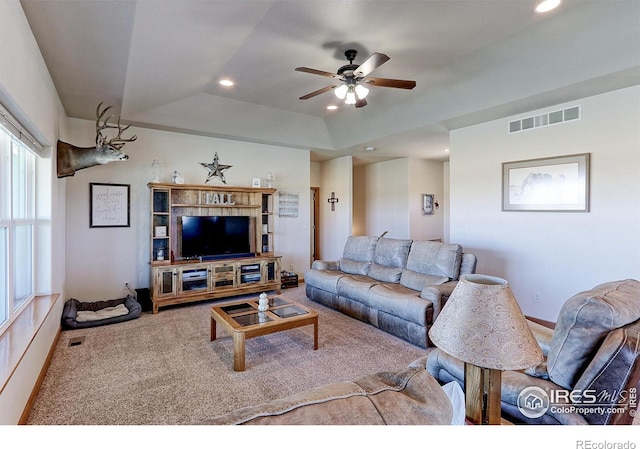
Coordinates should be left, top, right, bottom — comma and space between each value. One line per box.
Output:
151, 159, 162, 183
258, 292, 269, 312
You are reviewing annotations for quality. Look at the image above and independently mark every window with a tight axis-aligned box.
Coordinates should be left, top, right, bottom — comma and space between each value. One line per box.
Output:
0, 112, 37, 334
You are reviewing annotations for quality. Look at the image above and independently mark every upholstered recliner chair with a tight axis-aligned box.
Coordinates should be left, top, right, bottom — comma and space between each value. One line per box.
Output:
427, 279, 640, 424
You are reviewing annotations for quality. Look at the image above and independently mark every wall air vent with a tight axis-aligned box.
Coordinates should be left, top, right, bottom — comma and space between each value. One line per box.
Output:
509, 105, 581, 134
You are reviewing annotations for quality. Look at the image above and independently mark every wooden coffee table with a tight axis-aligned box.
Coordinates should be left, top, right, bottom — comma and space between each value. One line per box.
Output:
210, 296, 318, 371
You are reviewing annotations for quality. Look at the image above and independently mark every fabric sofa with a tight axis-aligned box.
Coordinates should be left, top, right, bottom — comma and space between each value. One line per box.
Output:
427, 279, 640, 425
202, 356, 453, 425
305, 236, 477, 348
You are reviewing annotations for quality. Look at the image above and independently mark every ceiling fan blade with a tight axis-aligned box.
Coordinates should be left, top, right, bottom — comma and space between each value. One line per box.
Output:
299, 85, 336, 100
295, 67, 340, 78
355, 97, 367, 108
364, 77, 416, 89
353, 52, 390, 78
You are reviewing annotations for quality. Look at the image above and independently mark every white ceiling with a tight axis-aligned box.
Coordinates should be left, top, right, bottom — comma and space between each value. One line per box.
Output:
20, 0, 640, 165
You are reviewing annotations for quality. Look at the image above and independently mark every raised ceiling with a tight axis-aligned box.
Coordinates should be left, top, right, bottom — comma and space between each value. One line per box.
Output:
20, 0, 640, 164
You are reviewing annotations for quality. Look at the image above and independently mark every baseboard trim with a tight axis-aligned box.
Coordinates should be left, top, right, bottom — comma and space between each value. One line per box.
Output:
526, 315, 555, 329
18, 326, 61, 425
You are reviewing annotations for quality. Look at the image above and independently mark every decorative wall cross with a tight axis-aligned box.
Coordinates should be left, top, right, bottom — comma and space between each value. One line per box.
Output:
327, 192, 339, 211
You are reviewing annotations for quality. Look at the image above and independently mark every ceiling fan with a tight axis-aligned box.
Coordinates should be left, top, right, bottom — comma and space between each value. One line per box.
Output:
295, 49, 416, 108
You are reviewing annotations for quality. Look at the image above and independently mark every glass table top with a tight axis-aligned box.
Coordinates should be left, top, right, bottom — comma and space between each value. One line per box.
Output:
233, 312, 273, 326
217, 296, 309, 327
272, 305, 308, 319
221, 303, 255, 314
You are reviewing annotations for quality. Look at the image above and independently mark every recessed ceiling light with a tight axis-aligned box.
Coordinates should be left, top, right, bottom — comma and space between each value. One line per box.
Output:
444, 148, 450, 152
365, 146, 375, 151
535, 0, 561, 13
326, 105, 338, 110
219, 79, 234, 87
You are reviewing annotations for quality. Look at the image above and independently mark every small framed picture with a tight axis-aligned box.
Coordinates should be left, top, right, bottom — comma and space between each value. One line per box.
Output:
252, 177, 262, 188
423, 194, 435, 215
155, 226, 167, 237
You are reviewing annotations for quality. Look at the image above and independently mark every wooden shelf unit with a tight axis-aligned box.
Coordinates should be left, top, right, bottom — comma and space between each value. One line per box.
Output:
148, 183, 280, 313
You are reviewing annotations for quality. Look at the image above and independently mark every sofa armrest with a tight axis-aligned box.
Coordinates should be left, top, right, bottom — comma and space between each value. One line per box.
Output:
202, 363, 452, 425
500, 370, 589, 425
459, 253, 477, 277
420, 280, 458, 321
427, 349, 589, 425
311, 260, 339, 270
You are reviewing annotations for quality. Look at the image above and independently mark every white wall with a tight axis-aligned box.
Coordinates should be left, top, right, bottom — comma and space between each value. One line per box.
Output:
355, 157, 444, 241
0, 0, 66, 424
408, 158, 444, 241
449, 86, 640, 322
318, 156, 353, 261
352, 165, 366, 236
363, 158, 409, 239
64, 121, 311, 300
443, 161, 450, 243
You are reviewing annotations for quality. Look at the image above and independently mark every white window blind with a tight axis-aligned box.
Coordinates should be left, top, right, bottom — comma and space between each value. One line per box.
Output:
0, 104, 43, 154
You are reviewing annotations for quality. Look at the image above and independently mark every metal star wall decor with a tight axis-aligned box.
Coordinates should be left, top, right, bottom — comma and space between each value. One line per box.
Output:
200, 152, 232, 184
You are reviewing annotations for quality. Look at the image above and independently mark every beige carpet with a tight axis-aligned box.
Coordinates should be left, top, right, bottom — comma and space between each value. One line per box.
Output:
27, 286, 427, 425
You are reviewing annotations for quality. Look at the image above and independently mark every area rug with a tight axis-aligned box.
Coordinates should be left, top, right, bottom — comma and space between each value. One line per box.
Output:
27, 286, 427, 425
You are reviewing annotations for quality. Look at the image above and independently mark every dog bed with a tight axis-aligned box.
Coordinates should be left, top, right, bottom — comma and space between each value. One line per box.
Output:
62, 295, 142, 329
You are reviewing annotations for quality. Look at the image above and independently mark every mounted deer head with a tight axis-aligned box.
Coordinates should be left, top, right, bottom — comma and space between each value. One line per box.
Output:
57, 102, 137, 178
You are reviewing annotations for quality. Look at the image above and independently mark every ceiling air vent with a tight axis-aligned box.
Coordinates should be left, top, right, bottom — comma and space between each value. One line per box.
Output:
509, 105, 581, 134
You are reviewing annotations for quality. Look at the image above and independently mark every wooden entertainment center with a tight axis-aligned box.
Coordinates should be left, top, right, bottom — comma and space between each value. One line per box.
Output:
148, 182, 281, 313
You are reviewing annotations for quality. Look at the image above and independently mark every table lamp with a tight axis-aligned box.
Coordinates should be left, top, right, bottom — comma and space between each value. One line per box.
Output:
429, 274, 543, 425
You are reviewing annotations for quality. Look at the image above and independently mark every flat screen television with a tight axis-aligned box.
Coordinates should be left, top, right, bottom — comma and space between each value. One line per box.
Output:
180, 216, 254, 260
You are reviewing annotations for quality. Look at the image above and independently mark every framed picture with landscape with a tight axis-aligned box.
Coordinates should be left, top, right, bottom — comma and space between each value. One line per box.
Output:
502, 153, 589, 212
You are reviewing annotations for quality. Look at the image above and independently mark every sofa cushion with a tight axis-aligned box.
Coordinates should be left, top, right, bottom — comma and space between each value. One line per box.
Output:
304, 269, 347, 295
337, 275, 378, 304
547, 279, 640, 389
406, 240, 463, 280
369, 263, 403, 283
400, 270, 448, 292
339, 235, 378, 275
368, 283, 434, 325
373, 237, 412, 267
339, 259, 370, 276
368, 238, 412, 282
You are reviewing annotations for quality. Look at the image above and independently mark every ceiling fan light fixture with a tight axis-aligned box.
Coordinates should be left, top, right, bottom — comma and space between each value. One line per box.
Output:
355, 84, 369, 99
334, 84, 348, 100
296, 49, 415, 108
345, 90, 357, 105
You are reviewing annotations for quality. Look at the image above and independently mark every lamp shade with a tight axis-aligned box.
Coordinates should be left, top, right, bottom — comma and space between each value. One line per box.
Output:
429, 274, 543, 371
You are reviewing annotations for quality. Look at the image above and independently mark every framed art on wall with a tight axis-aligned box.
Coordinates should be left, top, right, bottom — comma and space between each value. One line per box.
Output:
423, 194, 435, 215
90, 183, 131, 227
502, 153, 590, 212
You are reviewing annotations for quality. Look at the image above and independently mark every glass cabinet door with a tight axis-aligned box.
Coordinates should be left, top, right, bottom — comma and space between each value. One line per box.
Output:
156, 268, 177, 297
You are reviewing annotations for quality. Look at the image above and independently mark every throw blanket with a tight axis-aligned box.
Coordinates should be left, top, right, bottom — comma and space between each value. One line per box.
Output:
76, 304, 129, 322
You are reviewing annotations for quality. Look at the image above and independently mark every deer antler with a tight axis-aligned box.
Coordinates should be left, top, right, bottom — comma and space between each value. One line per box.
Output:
95, 101, 137, 149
